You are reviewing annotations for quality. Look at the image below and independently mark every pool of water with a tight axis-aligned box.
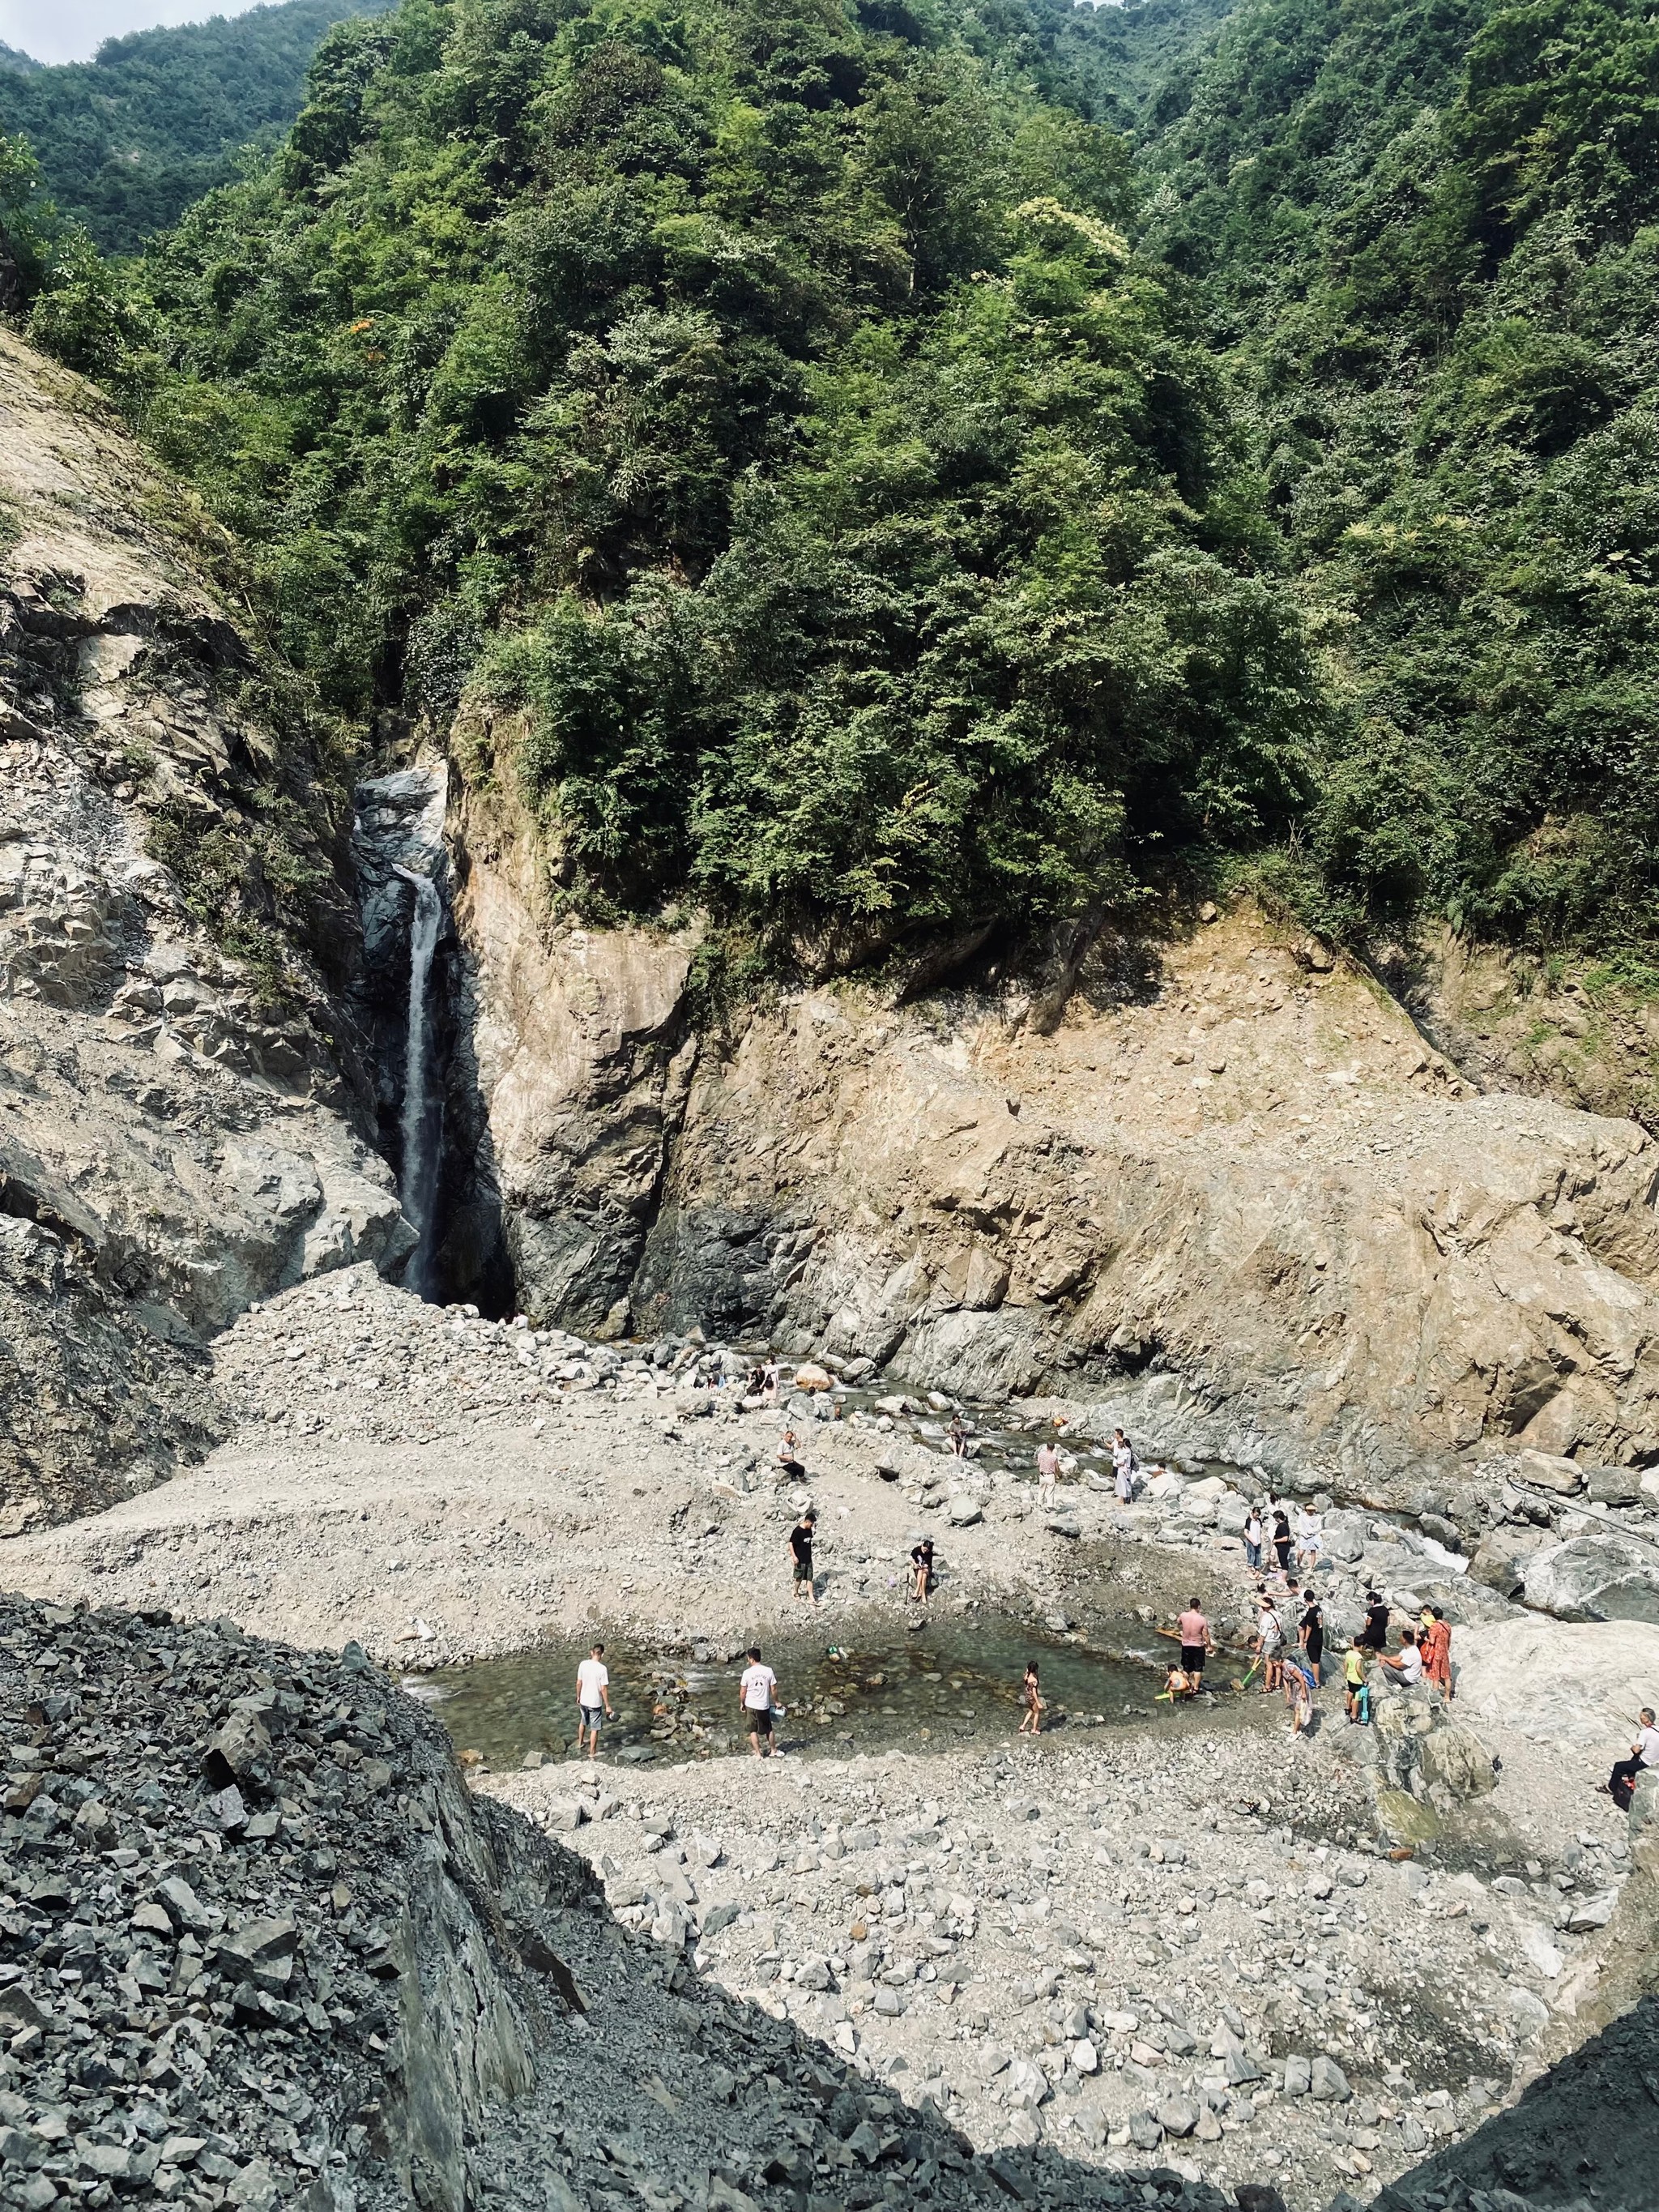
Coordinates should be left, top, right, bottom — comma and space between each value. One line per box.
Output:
405, 1613, 1250, 1770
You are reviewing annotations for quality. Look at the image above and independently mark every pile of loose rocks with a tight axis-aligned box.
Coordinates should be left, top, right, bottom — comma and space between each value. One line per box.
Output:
0, 1595, 1303, 2212
0, 1595, 539, 2212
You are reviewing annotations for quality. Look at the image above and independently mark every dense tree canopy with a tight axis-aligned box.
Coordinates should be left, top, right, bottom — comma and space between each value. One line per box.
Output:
14, 0, 1659, 976
1146, 0, 1659, 956
26, 0, 1315, 963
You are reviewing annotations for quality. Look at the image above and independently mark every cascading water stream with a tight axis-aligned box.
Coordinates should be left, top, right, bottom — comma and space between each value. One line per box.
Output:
399, 869, 443, 1288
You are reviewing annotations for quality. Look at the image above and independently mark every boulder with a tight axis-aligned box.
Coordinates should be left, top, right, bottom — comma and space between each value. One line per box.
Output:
1517, 1450, 1584, 1496
1469, 1522, 1550, 1596
1587, 1466, 1644, 1507
1522, 1533, 1659, 1623
1323, 1510, 1368, 1563
1456, 1617, 1659, 1753
1418, 1722, 1497, 1800
1309, 2056, 1350, 2101
1629, 1769, 1659, 1838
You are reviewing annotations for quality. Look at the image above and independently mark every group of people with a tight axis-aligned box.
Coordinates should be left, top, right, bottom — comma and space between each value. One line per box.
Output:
1154, 1576, 1456, 1741
575, 1638, 791, 1761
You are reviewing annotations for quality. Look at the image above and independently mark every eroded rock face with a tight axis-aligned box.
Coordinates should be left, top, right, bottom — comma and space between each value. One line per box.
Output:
441, 862, 1659, 1500
616, 912, 1659, 1501
446, 761, 697, 1330
0, 330, 412, 1516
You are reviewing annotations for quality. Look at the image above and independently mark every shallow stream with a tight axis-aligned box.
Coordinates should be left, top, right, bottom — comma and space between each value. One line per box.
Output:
407, 1612, 1271, 1770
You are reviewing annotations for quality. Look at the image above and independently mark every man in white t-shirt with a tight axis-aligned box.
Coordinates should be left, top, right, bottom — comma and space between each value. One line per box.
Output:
575, 1642, 613, 1760
1610, 1705, 1659, 1808
1379, 1628, 1422, 1688
740, 1645, 780, 1759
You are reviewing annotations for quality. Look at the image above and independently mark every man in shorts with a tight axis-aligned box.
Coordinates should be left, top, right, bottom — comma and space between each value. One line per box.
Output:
740, 1646, 779, 1757
1176, 1596, 1213, 1689
790, 1510, 817, 1605
575, 1642, 613, 1760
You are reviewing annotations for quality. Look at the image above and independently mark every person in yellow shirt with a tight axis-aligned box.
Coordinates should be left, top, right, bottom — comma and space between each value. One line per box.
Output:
1344, 1642, 1368, 1725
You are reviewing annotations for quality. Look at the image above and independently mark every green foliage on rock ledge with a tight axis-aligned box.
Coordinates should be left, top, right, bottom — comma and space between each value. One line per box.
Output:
28, 0, 1319, 962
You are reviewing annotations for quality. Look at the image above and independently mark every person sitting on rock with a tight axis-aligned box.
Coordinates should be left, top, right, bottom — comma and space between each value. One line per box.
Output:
1165, 1662, 1195, 1701
775, 1428, 806, 1482
1377, 1626, 1422, 1687
910, 1537, 935, 1603
1608, 1706, 1659, 1810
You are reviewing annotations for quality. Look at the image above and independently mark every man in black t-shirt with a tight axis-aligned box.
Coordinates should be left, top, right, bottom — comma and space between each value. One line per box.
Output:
790, 1511, 817, 1606
1299, 1592, 1325, 1685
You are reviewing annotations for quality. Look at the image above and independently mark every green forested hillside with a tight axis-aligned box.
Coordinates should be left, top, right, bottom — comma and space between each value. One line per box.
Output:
17, 0, 1659, 979
1145, 0, 1659, 957
0, 0, 393, 251
28, 0, 1317, 961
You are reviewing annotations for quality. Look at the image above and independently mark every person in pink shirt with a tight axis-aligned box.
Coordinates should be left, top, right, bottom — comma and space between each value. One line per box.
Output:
1176, 1596, 1214, 1689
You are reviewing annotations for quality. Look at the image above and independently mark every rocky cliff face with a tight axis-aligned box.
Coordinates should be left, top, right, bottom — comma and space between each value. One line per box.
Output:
446, 837, 1659, 1501
0, 330, 411, 1522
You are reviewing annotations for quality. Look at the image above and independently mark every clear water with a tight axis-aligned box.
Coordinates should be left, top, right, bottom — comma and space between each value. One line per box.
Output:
407, 1613, 1268, 1770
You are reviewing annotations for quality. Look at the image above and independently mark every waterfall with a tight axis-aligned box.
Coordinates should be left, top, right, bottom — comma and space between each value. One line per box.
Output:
399, 870, 443, 1287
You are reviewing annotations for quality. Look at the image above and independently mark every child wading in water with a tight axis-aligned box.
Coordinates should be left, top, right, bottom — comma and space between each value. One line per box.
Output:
1018, 1660, 1044, 1735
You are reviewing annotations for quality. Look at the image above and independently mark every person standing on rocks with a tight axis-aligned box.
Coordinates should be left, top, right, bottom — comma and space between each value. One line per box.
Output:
1298, 1591, 1325, 1688
1271, 1510, 1294, 1578
575, 1642, 613, 1760
1176, 1596, 1214, 1690
1243, 1507, 1264, 1571
1606, 1706, 1659, 1809
740, 1646, 779, 1757
1036, 1439, 1060, 1501
1422, 1607, 1452, 1697
1254, 1593, 1285, 1693
1343, 1640, 1369, 1724
1018, 1659, 1044, 1736
1294, 1504, 1324, 1573
949, 1415, 969, 1458
790, 1510, 818, 1606
1284, 1650, 1314, 1736
1111, 1429, 1137, 1502
763, 1359, 780, 1403
1359, 1589, 1390, 1654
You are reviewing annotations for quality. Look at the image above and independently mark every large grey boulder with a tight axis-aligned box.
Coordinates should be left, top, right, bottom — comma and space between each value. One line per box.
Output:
1469, 1521, 1551, 1596
1522, 1534, 1659, 1624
